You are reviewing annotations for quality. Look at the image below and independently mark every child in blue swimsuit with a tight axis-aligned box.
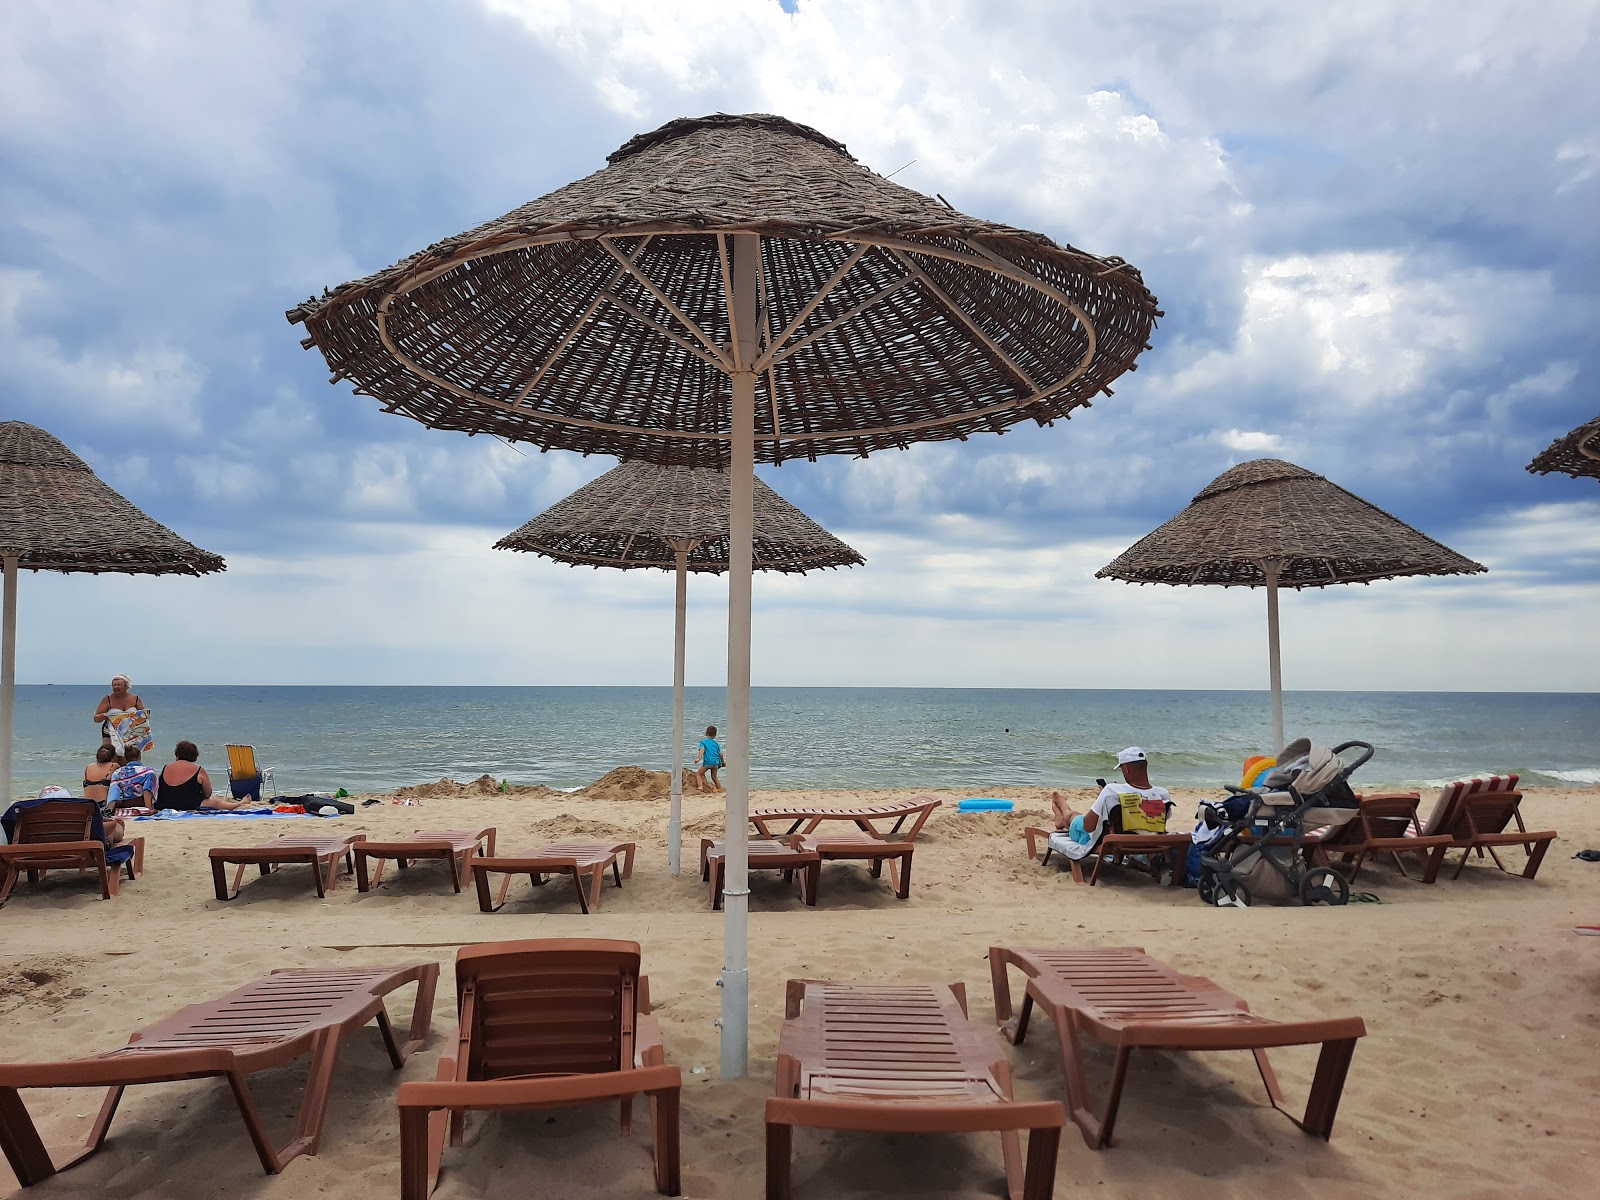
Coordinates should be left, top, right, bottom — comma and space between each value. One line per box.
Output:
695, 725, 724, 793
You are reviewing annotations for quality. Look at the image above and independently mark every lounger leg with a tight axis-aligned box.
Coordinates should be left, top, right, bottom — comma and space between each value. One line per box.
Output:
1022, 1123, 1062, 1200
1050, 1009, 1106, 1148
1420, 843, 1446, 885
223, 1068, 291, 1174
612, 859, 623, 889
1091, 1045, 1134, 1148
290, 1027, 344, 1156
765, 1119, 793, 1200
449, 852, 465, 893
83, 1083, 126, 1156
992, 1059, 1025, 1200
895, 853, 912, 898
355, 852, 373, 892
0, 1087, 57, 1185
573, 867, 592, 914
473, 867, 503, 913
805, 861, 819, 906
1297, 1037, 1359, 1138
622, 843, 636, 881
0, 866, 17, 906
1522, 838, 1552, 879
1450, 848, 1470, 880
711, 861, 725, 911
399, 1102, 433, 1200
989, 950, 1015, 1026
651, 1081, 681, 1196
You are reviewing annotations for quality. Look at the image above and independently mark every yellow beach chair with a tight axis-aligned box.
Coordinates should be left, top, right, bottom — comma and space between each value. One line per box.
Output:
225, 744, 277, 803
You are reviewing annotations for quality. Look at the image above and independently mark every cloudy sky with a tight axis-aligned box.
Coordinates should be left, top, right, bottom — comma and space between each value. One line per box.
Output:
2, 0, 1596, 691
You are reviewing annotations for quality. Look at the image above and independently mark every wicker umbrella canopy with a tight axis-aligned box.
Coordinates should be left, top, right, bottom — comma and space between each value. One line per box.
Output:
497, 461, 861, 877
1097, 458, 1485, 749
0, 421, 225, 804
290, 112, 1158, 1078
1527, 414, 1600, 481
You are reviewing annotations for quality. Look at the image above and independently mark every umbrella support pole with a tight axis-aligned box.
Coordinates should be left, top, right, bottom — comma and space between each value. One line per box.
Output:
719, 232, 759, 1079
667, 539, 699, 877
0, 555, 16, 809
1262, 559, 1284, 753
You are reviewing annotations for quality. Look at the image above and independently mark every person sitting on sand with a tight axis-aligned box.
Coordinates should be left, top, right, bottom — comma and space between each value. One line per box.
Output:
694, 725, 724, 793
158, 740, 251, 811
1048, 747, 1172, 861
82, 745, 118, 806
105, 744, 158, 812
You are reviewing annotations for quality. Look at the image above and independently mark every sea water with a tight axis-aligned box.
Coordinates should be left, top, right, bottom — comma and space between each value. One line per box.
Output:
8, 685, 1597, 798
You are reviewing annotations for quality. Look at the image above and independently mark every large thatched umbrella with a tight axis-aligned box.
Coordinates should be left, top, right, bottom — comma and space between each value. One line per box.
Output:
495, 461, 862, 876
1527, 414, 1600, 481
1097, 458, 1484, 751
0, 421, 225, 804
289, 112, 1158, 1074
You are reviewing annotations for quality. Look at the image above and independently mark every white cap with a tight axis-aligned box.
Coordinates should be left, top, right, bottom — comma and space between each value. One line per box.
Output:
1116, 747, 1148, 766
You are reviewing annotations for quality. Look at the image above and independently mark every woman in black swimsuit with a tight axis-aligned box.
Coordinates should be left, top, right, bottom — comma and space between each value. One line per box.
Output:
157, 741, 248, 811
82, 745, 118, 805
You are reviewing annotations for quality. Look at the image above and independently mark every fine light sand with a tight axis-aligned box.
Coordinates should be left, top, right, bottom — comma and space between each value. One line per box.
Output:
1, 782, 1596, 1199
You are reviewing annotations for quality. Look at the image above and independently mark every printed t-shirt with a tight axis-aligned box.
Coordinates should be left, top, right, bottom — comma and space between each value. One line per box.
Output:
1094, 782, 1173, 834
106, 762, 157, 813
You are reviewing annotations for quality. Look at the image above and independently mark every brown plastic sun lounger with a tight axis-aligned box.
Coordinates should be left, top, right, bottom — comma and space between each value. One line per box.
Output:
1321, 793, 1451, 884
398, 939, 680, 1199
988, 945, 1366, 1149
1444, 790, 1557, 879
766, 979, 1064, 1200
750, 795, 941, 840
0, 962, 437, 1184
0, 799, 144, 907
798, 831, 914, 898
469, 841, 636, 913
208, 833, 365, 901
1023, 826, 1189, 886
701, 837, 820, 909
355, 827, 496, 893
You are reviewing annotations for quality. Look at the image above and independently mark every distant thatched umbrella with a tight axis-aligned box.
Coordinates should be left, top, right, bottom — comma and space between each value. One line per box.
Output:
1097, 458, 1485, 750
290, 112, 1158, 1076
0, 421, 225, 803
496, 461, 862, 875
1527, 414, 1600, 481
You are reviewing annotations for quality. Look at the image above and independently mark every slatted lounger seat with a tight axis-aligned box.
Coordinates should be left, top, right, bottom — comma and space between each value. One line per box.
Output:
798, 831, 915, 898
355, 828, 496, 893
0, 962, 438, 1184
469, 841, 636, 913
749, 795, 941, 840
766, 979, 1064, 1200
209, 834, 365, 901
1023, 826, 1190, 886
988, 945, 1366, 1148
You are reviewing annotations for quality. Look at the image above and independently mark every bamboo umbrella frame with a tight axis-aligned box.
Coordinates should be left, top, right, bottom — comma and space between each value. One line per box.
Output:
1527, 413, 1600, 481
0, 422, 225, 805
494, 461, 862, 876
289, 113, 1159, 1076
1096, 458, 1485, 751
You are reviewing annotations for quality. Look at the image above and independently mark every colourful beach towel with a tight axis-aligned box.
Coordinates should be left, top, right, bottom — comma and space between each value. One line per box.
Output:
104, 707, 153, 755
134, 806, 313, 820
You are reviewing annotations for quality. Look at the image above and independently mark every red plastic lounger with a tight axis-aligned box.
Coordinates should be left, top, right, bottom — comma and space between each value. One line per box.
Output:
1023, 826, 1189, 886
469, 841, 636, 913
355, 827, 496, 893
398, 939, 680, 1199
208, 833, 366, 901
1323, 793, 1451, 884
798, 831, 915, 898
0, 962, 437, 1184
767, 979, 1064, 1200
988, 945, 1366, 1148
0, 799, 144, 907
750, 795, 941, 840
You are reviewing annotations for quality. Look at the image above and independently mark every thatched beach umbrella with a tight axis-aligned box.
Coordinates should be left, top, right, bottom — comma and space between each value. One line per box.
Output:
495, 460, 862, 876
289, 112, 1158, 1074
1527, 414, 1600, 481
1097, 458, 1485, 751
0, 421, 225, 803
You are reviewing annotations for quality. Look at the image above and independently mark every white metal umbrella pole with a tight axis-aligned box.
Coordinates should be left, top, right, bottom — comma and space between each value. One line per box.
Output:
0, 555, 17, 810
719, 232, 758, 1078
667, 536, 699, 876
1261, 558, 1285, 754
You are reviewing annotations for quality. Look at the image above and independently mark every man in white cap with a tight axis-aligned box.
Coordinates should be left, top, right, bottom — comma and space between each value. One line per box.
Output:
1048, 747, 1173, 862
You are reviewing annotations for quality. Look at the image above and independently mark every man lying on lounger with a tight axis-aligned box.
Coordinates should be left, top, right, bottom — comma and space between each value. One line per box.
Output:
1047, 747, 1173, 861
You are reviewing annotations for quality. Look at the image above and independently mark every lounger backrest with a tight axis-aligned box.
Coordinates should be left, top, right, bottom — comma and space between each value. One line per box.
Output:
1360, 794, 1424, 839
455, 938, 642, 1081
1453, 792, 1524, 839
1419, 775, 1518, 838
225, 745, 260, 779
14, 800, 96, 845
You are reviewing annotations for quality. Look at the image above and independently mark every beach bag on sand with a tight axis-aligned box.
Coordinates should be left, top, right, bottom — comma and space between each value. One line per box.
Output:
1235, 851, 1295, 903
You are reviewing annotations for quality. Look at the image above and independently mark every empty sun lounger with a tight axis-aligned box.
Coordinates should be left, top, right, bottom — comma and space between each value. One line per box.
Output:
750, 795, 941, 840
209, 833, 365, 901
798, 831, 915, 898
767, 979, 1064, 1200
1321, 793, 1451, 884
701, 837, 821, 910
0, 962, 437, 1183
0, 798, 144, 907
988, 945, 1366, 1148
355, 828, 496, 893
1445, 789, 1557, 879
1023, 826, 1189, 886
469, 841, 636, 913
397, 939, 680, 1199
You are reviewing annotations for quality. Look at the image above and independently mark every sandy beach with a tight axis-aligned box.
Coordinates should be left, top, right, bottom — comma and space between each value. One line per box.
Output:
1, 781, 1595, 1200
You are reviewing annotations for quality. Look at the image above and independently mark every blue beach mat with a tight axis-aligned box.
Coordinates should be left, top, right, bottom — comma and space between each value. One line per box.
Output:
134, 808, 338, 821
957, 797, 1015, 813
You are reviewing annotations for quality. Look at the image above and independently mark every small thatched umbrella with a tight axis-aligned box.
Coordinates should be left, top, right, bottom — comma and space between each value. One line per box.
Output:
290, 112, 1158, 1074
1527, 414, 1600, 481
496, 461, 862, 876
0, 421, 225, 803
1097, 458, 1485, 751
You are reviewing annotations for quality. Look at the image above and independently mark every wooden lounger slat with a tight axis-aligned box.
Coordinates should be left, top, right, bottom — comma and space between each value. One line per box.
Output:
0, 962, 437, 1184
469, 842, 636, 913
750, 795, 940, 841
767, 979, 1063, 1200
988, 945, 1365, 1149
355, 828, 496, 893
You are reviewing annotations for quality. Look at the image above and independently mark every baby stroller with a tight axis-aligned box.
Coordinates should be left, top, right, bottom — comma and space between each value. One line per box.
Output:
1196, 739, 1373, 907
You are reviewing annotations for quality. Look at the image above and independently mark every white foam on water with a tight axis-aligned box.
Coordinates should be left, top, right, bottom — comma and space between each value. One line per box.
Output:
1532, 768, 1600, 785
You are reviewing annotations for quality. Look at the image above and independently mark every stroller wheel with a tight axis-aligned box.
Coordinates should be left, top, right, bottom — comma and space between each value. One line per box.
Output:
1197, 869, 1220, 906
1300, 867, 1350, 906
1219, 880, 1251, 908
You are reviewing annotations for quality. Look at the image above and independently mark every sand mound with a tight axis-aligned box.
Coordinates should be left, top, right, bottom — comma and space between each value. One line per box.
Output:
394, 774, 562, 800
576, 766, 672, 801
